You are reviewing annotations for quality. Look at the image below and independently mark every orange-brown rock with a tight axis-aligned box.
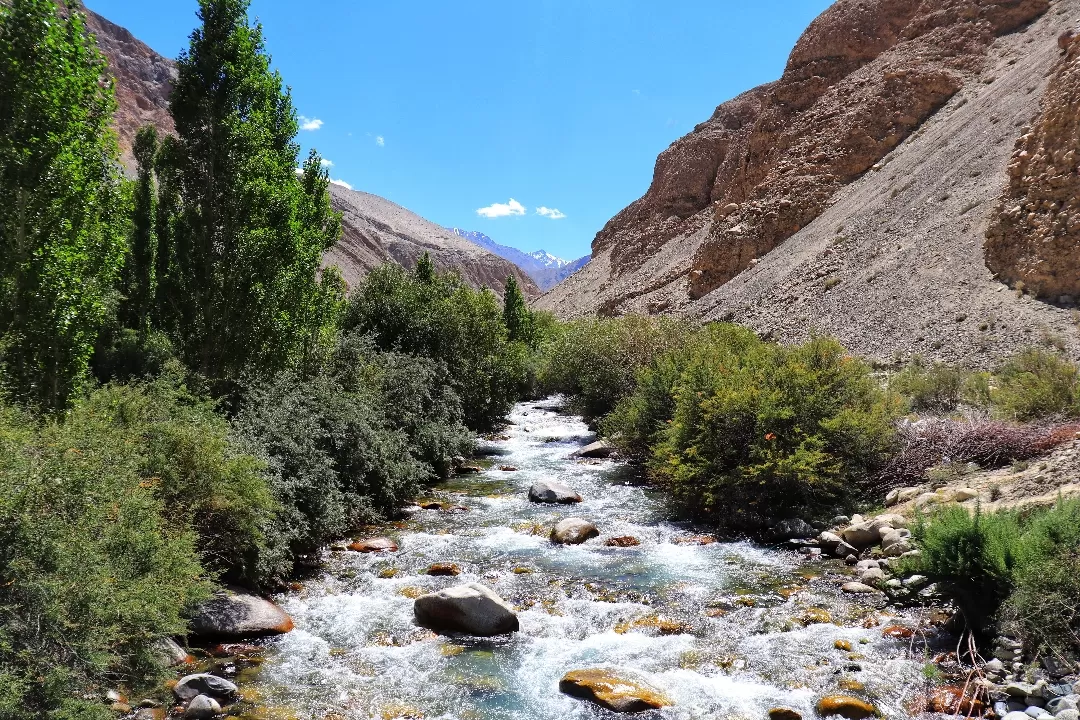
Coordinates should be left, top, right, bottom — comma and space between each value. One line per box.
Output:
427, 563, 461, 576
816, 695, 879, 719
928, 685, 985, 715
674, 535, 717, 546
605, 536, 641, 547
559, 669, 673, 713
349, 537, 399, 553
985, 31, 1080, 298
881, 625, 915, 639
768, 709, 802, 720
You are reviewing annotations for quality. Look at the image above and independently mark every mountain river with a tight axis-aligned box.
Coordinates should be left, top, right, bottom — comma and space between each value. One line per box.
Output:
240, 399, 945, 720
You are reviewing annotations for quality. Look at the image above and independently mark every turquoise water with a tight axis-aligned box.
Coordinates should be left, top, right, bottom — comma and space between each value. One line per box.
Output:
251, 399, 938, 720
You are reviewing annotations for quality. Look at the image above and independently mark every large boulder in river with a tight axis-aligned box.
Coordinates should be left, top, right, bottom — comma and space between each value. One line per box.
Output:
348, 537, 398, 553
528, 480, 583, 504
551, 518, 600, 545
559, 668, 673, 713
189, 590, 294, 640
173, 674, 238, 702
571, 440, 615, 459
413, 583, 519, 636
184, 695, 221, 719
769, 518, 815, 541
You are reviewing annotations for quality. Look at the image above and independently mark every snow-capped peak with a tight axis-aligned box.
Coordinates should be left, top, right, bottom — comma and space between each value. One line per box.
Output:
527, 250, 569, 268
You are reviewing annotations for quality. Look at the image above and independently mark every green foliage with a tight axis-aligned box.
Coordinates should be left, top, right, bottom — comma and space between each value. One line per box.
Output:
122, 125, 160, 331
502, 275, 533, 344
0, 0, 127, 411
236, 338, 472, 584
343, 263, 523, 430
0, 382, 254, 717
889, 357, 968, 413
645, 333, 901, 528
991, 349, 1080, 421
158, 0, 343, 385
537, 315, 692, 420
911, 499, 1080, 657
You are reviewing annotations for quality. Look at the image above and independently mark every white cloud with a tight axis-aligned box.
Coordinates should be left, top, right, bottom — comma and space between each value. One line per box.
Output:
299, 115, 324, 131
320, 158, 334, 167
375, 135, 385, 147
330, 178, 353, 190
476, 199, 526, 218
536, 206, 567, 220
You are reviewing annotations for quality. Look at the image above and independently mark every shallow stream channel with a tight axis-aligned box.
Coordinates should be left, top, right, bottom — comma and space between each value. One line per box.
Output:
242, 399, 949, 720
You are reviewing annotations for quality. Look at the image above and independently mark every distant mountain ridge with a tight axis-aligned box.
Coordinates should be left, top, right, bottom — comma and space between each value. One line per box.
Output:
447, 229, 589, 291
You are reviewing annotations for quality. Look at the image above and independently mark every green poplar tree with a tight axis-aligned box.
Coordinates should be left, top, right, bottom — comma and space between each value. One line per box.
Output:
415, 252, 436, 284
124, 125, 159, 330
502, 275, 533, 344
0, 0, 127, 410
162, 0, 342, 385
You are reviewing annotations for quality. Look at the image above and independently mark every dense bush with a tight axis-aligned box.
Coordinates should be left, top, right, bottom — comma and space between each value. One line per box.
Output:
536, 315, 692, 420
911, 500, 1080, 657
602, 327, 901, 528
889, 358, 968, 413
343, 261, 524, 430
0, 376, 274, 718
236, 337, 473, 585
991, 349, 1080, 421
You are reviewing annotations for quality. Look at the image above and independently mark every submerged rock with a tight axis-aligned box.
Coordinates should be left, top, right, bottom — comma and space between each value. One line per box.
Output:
528, 480, 583, 504
413, 583, 519, 636
349, 537, 399, 553
173, 674, 238, 702
189, 590, 293, 640
674, 535, 717, 546
551, 518, 600, 545
559, 668, 672, 713
427, 563, 461, 576
768, 709, 803, 720
605, 535, 641, 547
816, 695, 878, 719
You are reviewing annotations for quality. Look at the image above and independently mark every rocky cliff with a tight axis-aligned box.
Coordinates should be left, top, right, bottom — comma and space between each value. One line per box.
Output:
541, 0, 1080, 366
83, 5, 534, 297
985, 26, 1080, 300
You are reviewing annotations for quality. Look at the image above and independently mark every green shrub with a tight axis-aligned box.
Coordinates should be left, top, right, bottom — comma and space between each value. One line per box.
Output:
889, 358, 968, 413
342, 262, 523, 430
642, 333, 900, 528
992, 349, 1080, 421
911, 499, 1080, 656
0, 389, 222, 718
908, 505, 1022, 633
237, 340, 473, 585
536, 315, 692, 420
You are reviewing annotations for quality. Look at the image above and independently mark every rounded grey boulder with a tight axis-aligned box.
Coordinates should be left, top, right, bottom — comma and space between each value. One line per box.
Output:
528, 480, 582, 504
189, 589, 294, 640
173, 674, 238, 702
185, 695, 221, 719
413, 582, 519, 636
551, 518, 600, 545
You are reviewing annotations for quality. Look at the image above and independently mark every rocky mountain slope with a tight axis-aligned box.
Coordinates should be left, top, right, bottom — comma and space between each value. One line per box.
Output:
540, 0, 1080, 366
83, 4, 533, 297
447, 229, 589, 291
326, 186, 540, 297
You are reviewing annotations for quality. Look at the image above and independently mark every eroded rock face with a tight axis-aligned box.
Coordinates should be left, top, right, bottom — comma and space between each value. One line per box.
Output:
553, 0, 1050, 315
985, 31, 1080, 299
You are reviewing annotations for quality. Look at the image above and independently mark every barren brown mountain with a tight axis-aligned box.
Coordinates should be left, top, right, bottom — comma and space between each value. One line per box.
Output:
540, 0, 1080, 365
83, 5, 536, 298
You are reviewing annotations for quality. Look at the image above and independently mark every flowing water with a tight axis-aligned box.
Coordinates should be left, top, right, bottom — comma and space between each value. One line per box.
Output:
245, 399, 943, 720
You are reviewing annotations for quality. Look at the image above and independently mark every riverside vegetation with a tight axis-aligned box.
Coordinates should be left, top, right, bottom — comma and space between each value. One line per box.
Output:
2, 0, 1080, 718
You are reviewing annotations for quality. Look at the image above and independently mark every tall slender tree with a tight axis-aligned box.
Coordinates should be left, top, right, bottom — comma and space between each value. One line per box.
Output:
0, 0, 127, 410
502, 275, 533, 344
162, 0, 342, 385
124, 125, 159, 331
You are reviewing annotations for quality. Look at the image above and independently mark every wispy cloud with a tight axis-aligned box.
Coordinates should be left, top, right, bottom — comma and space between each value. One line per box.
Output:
330, 178, 353, 190
375, 135, 385, 147
536, 206, 567, 220
320, 158, 334, 168
477, 199, 526, 219
299, 115, 324, 131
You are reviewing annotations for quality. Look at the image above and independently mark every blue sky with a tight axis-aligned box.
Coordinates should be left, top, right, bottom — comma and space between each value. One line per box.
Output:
88, 0, 832, 261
